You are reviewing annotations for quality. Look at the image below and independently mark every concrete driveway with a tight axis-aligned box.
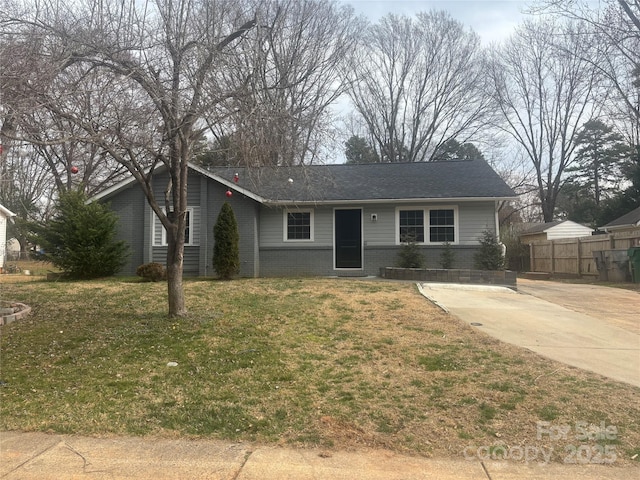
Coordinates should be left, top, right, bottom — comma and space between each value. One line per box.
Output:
419, 280, 640, 387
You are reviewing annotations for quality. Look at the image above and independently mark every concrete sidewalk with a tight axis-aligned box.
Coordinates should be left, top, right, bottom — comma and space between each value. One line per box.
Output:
418, 283, 640, 387
1, 431, 637, 479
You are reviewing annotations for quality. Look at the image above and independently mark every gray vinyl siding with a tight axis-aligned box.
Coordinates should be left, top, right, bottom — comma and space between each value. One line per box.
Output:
259, 202, 496, 248
104, 186, 146, 275
203, 176, 260, 278
259, 205, 334, 247
105, 169, 260, 278
147, 171, 203, 276
256, 201, 496, 276
362, 205, 396, 246
101, 165, 500, 278
458, 201, 497, 244
148, 170, 261, 278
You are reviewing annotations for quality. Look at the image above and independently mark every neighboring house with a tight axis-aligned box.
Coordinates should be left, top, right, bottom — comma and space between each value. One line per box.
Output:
0, 203, 16, 273
601, 206, 640, 237
91, 160, 516, 277
519, 220, 594, 244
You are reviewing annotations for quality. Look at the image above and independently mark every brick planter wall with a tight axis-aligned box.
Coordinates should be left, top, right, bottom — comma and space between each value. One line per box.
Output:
1, 302, 31, 326
380, 267, 517, 290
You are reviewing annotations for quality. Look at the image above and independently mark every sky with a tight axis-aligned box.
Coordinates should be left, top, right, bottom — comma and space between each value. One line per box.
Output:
340, 0, 534, 44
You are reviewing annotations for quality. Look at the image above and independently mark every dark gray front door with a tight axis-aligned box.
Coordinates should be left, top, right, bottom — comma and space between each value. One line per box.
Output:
335, 209, 362, 269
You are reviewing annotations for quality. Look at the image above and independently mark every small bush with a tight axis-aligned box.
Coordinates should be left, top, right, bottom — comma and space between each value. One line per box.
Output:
136, 262, 167, 282
439, 242, 455, 269
397, 235, 425, 269
474, 230, 505, 270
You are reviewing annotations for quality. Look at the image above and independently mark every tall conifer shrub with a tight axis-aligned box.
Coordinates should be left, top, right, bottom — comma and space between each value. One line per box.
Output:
213, 202, 240, 279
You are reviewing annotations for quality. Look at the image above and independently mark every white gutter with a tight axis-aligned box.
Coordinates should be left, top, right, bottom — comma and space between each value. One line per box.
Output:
263, 196, 518, 206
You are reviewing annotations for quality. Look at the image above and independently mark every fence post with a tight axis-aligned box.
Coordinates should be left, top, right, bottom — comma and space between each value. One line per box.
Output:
550, 240, 555, 274
529, 243, 534, 272
577, 238, 581, 276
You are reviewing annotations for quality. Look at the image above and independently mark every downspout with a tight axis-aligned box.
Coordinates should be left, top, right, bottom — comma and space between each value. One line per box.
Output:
496, 201, 506, 258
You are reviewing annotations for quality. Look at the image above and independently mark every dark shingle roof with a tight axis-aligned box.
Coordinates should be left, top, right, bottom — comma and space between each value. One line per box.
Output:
603, 206, 640, 229
209, 160, 516, 203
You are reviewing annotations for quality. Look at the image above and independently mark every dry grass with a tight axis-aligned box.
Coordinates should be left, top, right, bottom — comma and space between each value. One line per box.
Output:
0, 277, 638, 466
0, 259, 58, 281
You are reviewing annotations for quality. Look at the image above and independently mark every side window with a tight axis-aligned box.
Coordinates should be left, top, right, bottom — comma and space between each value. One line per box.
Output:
429, 209, 455, 243
184, 210, 191, 244
285, 210, 313, 241
399, 210, 425, 243
153, 207, 199, 246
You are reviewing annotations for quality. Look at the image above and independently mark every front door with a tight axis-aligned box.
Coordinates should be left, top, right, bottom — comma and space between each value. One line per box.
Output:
334, 209, 362, 269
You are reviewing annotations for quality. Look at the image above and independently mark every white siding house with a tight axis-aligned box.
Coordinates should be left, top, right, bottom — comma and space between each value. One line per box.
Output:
0, 204, 16, 272
520, 220, 594, 243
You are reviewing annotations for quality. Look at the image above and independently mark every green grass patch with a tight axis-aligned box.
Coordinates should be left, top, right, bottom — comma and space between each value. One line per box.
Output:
418, 353, 462, 371
1, 277, 639, 465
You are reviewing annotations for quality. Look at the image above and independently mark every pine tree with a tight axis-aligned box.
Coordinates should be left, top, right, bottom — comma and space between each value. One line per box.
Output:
213, 202, 240, 280
344, 135, 380, 164
569, 120, 631, 206
432, 139, 485, 162
34, 190, 129, 278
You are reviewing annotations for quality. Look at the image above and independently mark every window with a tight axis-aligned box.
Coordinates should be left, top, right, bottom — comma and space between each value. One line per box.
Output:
184, 210, 191, 244
153, 207, 200, 246
399, 210, 424, 243
396, 207, 457, 244
284, 210, 313, 241
429, 209, 455, 243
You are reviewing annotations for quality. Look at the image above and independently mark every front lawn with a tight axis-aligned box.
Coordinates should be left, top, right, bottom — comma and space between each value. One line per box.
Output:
0, 278, 638, 465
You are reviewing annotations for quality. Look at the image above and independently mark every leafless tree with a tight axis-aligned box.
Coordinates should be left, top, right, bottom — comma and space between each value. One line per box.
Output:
0, 142, 55, 258
1, 0, 264, 317
485, 19, 599, 222
1, 26, 131, 200
535, 1, 640, 124
344, 10, 492, 163
204, 0, 362, 166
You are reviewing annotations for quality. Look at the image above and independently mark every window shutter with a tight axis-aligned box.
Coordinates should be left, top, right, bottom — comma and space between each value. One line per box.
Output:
152, 210, 164, 246
190, 206, 200, 246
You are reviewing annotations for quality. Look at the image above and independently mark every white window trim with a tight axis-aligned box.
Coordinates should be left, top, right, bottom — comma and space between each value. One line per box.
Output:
283, 209, 314, 242
153, 207, 197, 247
395, 206, 459, 245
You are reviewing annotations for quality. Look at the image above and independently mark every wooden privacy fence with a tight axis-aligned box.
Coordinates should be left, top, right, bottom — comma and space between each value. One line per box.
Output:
529, 231, 640, 277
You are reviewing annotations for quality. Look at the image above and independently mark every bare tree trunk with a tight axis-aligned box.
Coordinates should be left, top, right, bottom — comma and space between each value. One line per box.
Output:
166, 237, 186, 316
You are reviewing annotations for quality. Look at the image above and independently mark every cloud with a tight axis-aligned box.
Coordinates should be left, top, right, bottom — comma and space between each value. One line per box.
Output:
342, 0, 530, 43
